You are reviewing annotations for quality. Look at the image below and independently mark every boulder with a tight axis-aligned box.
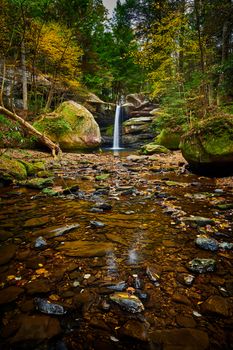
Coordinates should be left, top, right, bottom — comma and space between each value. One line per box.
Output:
0, 156, 27, 183
180, 116, 233, 173
33, 100, 101, 150
140, 142, 169, 155
155, 128, 182, 150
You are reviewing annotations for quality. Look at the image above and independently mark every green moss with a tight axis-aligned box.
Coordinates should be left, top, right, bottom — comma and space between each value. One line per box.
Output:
155, 128, 182, 150
140, 143, 169, 155
0, 156, 27, 182
33, 117, 72, 138
19, 160, 45, 176
105, 125, 114, 137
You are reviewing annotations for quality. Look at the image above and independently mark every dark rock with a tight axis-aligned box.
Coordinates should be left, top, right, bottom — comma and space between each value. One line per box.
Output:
0, 244, 16, 265
188, 258, 216, 273
150, 328, 209, 350
176, 315, 197, 328
119, 320, 149, 342
110, 292, 144, 313
26, 280, 51, 295
35, 297, 66, 315
200, 295, 230, 317
0, 230, 13, 242
195, 235, 219, 252
94, 202, 112, 211
10, 315, 61, 343
172, 293, 192, 306
0, 286, 24, 305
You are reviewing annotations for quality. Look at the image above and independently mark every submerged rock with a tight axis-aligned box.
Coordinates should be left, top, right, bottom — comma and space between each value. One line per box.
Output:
200, 295, 230, 317
0, 286, 24, 305
34, 236, 47, 249
181, 216, 214, 227
119, 320, 149, 342
110, 292, 144, 313
35, 298, 66, 315
107, 281, 127, 292
195, 235, 219, 252
0, 244, 16, 265
57, 240, 114, 257
146, 265, 160, 286
45, 224, 80, 239
188, 258, 216, 273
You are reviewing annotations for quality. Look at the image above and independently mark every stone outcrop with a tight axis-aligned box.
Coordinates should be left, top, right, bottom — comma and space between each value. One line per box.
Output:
33, 100, 101, 151
180, 115, 233, 173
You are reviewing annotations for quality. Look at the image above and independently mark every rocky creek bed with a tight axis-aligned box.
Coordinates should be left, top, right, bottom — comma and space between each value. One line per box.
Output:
0, 149, 232, 350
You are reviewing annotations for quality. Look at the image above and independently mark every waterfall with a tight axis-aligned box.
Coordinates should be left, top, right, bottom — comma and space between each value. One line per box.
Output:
112, 104, 121, 149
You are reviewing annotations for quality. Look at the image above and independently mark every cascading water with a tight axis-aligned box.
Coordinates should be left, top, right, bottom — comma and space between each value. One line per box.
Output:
112, 104, 121, 149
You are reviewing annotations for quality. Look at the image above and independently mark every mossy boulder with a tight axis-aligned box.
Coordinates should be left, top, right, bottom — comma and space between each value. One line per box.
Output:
155, 128, 182, 150
140, 143, 169, 155
19, 160, 45, 176
0, 156, 27, 183
180, 116, 233, 173
33, 100, 101, 151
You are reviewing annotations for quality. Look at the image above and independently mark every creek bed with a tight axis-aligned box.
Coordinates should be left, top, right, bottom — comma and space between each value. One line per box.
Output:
0, 150, 232, 350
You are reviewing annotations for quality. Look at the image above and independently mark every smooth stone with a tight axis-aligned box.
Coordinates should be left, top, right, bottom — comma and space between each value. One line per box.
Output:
177, 273, 195, 286
26, 280, 51, 295
0, 244, 16, 265
43, 224, 80, 239
146, 265, 160, 285
200, 295, 230, 317
0, 286, 24, 305
188, 258, 216, 274
105, 233, 128, 246
195, 235, 219, 251
219, 242, 233, 250
119, 320, 149, 342
110, 292, 144, 313
150, 328, 209, 350
35, 298, 66, 315
24, 216, 50, 228
172, 293, 192, 306
181, 216, 214, 227
10, 315, 61, 343
176, 315, 197, 328
57, 241, 114, 257
90, 221, 105, 228
34, 236, 47, 248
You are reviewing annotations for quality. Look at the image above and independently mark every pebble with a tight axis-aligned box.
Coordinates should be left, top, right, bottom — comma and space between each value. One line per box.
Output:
35, 298, 66, 315
34, 236, 47, 248
188, 258, 216, 274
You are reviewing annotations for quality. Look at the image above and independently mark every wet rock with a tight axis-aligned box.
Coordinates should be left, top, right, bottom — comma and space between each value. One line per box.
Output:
35, 297, 66, 315
94, 202, 112, 211
119, 320, 149, 342
0, 230, 13, 242
19, 177, 54, 189
90, 220, 105, 228
219, 242, 233, 250
188, 258, 216, 273
45, 223, 80, 239
181, 216, 214, 227
216, 203, 233, 210
176, 315, 197, 328
126, 155, 148, 162
150, 328, 209, 350
105, 233, 128, 246
172, 293, 192, 306
24, 216, 50, 228
200, 295, 230, 317
26, 279, 51, 295
0, 244, 16, 265
25, 256, 46, 269
146, 265, 160, 286
89, 316, 110, 331
34, 236, 47, 248
177, 273, 195, 286
110, 292, 144, 313
57, 240, 114, 257
107, 281, 127, 291
0, 286, 24, 305
10, 315, 61, 343
195, 235, 219, 252
73, 290, 97, 310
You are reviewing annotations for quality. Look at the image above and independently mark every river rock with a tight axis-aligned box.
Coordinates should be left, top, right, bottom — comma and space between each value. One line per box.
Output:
24, 216, 50, 228
18, 177, 54, 189
33, 100, 101, 150
195, 235, 219, 251
188, 258, 216, 273
200, 295, 230, 317
110, 292, 144, 313
10, 315, 61, 343
0, 156, 27, 183
35, 298, 66, 315
43, 223, 80, 239
176, 315, 197, 328
107, 281, 127, 291
151, 328, 209, 349
0, 244, 16, 265
172, 293, 192, 306
119, 320, 149, 342
26, 280, 51, 295
34, 236, 47, 248
140, 143, 169, 155
57, 240, 114, 257
219, 242, 233, 250
146, 265, 160, 286
177, 273, 195, 286
181, 216, 214, 227
0, 286, 24, 305
90, 220, 105, 228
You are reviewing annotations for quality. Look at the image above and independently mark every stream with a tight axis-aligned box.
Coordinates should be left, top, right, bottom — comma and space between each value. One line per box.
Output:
0, 150, 232, 350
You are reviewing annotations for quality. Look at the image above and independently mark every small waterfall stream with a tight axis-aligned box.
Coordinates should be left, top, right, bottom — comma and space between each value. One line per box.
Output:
112, 104, 121, 149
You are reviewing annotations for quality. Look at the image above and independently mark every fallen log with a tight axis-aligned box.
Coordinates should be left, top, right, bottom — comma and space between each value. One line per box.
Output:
0, 106, 61, 158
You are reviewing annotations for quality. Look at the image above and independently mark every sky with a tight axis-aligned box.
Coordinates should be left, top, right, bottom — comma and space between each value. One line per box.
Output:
102, 0, 118, 17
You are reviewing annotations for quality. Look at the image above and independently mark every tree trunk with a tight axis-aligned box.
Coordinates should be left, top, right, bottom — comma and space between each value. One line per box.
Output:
0, 105, 61, 157
21, 39, 28, 116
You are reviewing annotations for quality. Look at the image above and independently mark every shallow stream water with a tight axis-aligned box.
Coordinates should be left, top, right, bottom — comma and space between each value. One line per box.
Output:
0, 150, 232, 350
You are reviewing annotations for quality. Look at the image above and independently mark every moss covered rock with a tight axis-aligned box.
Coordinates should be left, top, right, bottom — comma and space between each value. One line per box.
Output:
155, 128, 182, 150
0, 156, 27, 182
19, 160, 45, 176
180, 116, 233, 173
34, 100, 101, 151
140, 143, 169, 155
